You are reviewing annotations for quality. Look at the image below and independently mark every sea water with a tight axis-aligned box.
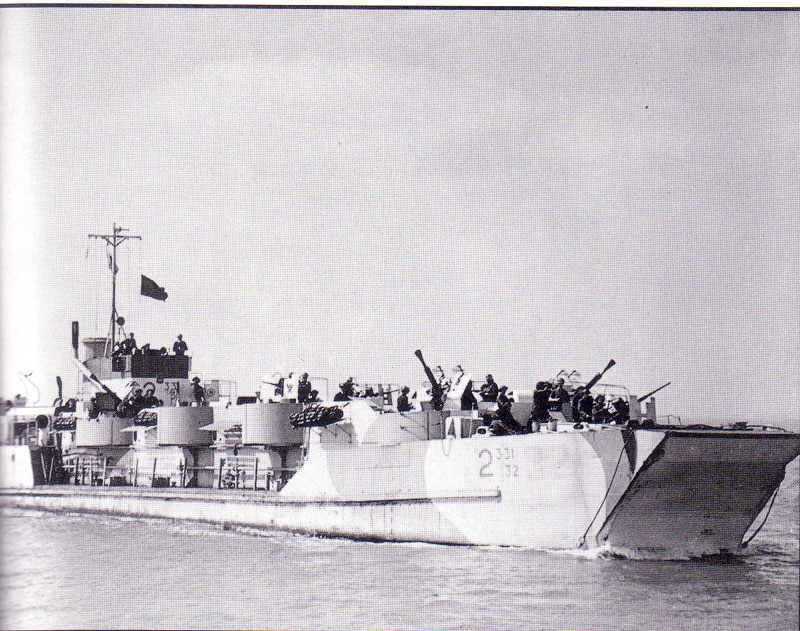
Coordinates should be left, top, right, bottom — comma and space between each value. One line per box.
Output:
1, 459, 797, 631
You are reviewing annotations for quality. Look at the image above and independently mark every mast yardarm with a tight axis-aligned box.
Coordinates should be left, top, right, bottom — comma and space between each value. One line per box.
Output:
88, 223, 141, 356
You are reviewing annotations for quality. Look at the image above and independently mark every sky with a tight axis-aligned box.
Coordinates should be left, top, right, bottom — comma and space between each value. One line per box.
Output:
1, 8, 798, 423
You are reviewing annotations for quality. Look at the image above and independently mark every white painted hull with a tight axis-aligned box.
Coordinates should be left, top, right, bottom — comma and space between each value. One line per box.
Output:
1, 427, 798, 559
281, 429, 630, 548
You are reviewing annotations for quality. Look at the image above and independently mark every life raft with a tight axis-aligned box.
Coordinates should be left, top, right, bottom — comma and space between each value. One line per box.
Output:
289, 404, 344, 428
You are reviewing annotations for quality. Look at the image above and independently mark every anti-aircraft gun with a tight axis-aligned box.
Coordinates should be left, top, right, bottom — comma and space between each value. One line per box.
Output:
637, 381, 671, 402
583, 359, 616, 392
414, 349, 444, 411
71, 358, 123, 407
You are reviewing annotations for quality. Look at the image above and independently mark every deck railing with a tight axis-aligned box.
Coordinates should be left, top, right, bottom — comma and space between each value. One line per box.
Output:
61, 453, 109, 486
214, 455, 296, 491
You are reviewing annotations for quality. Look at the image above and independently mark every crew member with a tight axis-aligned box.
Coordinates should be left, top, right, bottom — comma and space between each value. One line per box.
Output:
570, 387, 585, 423
578, 390, 594, 423
132, 388, 146, 412
333, 383, 351, 402
460, 380, 477, 411
191, 377, 207, 406
397, 386, 414, 412
119, 388, 142, 417
435, 366, 451, 394
527, 381, 551, 431
610, 397, 630, 424
479, 374, 499, 402
142, 386, 162, 408
173, 334, 188, 356
341, 377, 355, 399
121, 333, 137, 355
549, 378, 569, 411
492, 390, 523, 435
36, 415, 50, 447
284, 372, 298, 401
592, 394, 610, 424
297, 373, 312, 403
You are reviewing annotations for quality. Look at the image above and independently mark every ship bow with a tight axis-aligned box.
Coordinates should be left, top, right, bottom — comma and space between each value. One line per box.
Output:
596, 429, 800, 559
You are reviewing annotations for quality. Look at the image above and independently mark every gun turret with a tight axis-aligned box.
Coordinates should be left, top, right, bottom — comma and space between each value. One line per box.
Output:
637, 381, 671, 403
583, 359, 616, 392
414, 349, 444, 410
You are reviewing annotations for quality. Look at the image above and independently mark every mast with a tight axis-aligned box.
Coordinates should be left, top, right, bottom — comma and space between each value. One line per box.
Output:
88, 223, 141, 356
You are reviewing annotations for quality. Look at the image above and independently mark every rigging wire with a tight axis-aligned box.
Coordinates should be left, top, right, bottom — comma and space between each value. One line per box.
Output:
579, 441, 627, 549
742, 487, 780, 547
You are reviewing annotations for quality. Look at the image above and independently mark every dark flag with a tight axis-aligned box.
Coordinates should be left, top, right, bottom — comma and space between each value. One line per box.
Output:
140, 275, 168, 301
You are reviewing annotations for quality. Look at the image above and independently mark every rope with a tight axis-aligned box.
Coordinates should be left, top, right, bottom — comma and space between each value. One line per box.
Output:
742, 487, 780, 547
579, 443, 627, 548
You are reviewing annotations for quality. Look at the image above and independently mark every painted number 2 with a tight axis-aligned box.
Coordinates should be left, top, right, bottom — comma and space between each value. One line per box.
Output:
478, 448, 519, 478
478, 448, 494, 477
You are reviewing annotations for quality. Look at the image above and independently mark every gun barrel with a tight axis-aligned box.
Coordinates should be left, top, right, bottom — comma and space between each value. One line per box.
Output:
71, 357, 123, 405
637, 381, 671, 402
583, 359, 616, 391
414, 350, 438, 389
414, 350, 444, 410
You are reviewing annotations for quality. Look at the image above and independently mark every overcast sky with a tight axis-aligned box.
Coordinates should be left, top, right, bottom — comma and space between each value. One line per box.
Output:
2, 8, 798, 423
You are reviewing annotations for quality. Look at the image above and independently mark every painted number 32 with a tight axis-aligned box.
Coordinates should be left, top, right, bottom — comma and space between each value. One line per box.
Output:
478, 447, 518, 478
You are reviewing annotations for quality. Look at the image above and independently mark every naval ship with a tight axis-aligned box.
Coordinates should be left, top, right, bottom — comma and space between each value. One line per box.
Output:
1, 225, 799, 560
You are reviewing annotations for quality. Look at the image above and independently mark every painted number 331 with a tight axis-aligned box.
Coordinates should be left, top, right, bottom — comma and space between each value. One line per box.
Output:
477, 447, 518, 478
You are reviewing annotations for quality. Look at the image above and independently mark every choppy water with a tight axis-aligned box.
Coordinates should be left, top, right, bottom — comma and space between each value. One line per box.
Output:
1, 460, 797, 631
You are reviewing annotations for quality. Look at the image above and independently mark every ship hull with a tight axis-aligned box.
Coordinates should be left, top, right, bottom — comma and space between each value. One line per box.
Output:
1, 428, 798, 559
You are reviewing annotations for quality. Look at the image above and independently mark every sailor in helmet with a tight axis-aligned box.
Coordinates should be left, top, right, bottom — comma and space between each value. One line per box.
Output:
173, 334, 188, 356
191, 377, 207, 407
610, 397, 630, 425
491, 388, 523, 435
479, 374, 499, 402
340, 377, 355, 399
333, 382, 352, 402
121, 332, 137, 355
592, 394, 610, 424
396, 386, 414, 413
297, 373, 312, 403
